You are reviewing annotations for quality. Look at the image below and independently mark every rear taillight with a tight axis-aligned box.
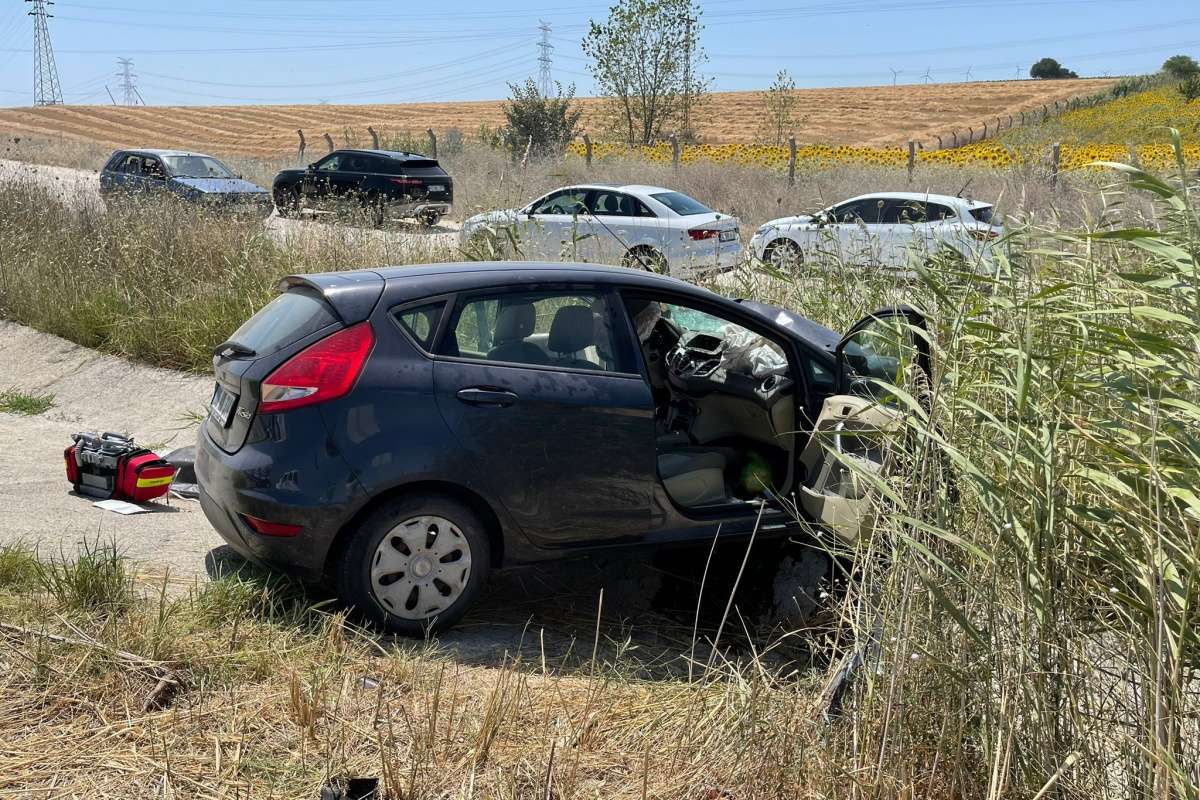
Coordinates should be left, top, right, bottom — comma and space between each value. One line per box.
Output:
688, 228, 720, 241
388, 177, 422, 187
241, 514, 303, 537
259, 322, 374, 414
969, 229, 999, 241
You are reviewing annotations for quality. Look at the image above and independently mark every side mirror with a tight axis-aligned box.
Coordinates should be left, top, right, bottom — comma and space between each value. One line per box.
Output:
307, 163, 317, 171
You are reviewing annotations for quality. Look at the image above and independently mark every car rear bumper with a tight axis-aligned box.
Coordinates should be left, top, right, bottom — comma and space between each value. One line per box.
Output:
195, 420, 367, 582
391, 201, 451, 217
673, 240, 745, 276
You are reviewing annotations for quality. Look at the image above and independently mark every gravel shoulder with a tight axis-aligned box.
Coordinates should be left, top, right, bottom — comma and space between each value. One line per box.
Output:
0, 321, 219, 578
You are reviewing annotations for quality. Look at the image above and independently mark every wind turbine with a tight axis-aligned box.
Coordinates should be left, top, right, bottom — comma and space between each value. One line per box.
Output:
964, 65, 973, 82
890, 67, 901, 86
922, 67, 933, 84
1015, 64, 1022, 79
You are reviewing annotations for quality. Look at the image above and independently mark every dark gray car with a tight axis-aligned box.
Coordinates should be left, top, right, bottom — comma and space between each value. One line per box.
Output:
99, 149, 271, 216
196, 261, 929, 635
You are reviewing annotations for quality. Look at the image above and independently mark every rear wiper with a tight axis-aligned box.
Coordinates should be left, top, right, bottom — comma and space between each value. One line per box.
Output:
212, 341, 256, 359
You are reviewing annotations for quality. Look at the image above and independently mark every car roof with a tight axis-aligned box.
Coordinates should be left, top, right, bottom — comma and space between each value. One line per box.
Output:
550, 184, 677, 195
840, 191, 991, 208
290, 262, 842, 355
114, 149, 213, 158
334, 148, 434, 160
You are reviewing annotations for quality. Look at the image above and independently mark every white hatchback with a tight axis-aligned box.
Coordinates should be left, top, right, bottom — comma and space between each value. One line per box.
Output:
749, 192, 1005, 275
460, 184, 743, 278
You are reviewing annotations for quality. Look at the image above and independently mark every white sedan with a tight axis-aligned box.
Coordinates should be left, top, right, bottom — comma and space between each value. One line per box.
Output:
749, 192, 1005, 275
460, 184, 743, 278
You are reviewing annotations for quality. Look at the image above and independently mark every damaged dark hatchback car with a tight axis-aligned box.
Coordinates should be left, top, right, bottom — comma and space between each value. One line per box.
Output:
196, 262, 929, 635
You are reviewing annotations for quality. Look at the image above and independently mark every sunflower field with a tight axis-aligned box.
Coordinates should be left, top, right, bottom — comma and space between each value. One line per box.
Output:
567, 86, 1200, 174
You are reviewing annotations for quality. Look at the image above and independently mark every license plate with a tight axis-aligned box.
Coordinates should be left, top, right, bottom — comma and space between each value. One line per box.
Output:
428, 185, 445, 193
209, 384, 237, 428
719, 230, 738, 242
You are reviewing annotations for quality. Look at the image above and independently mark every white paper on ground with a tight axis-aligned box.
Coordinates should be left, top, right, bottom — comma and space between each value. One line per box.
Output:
93, 499, 148, 515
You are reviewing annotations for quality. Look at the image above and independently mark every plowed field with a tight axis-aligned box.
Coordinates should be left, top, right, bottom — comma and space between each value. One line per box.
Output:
0, 79, 1114, 156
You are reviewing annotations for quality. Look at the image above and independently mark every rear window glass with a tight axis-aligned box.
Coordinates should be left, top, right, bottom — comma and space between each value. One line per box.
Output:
227, 289, 338, 358
650, 191, 712, 216
394, 302, 444, 351
969, 205, 995, 224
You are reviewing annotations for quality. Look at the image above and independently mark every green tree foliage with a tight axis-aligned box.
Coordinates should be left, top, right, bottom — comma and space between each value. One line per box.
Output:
1178, 75, 1200, 103
499, 79, 583, 160
1162, 54, 1200, 79
583, 0, 708, 145
1030, 57, 1079, 79
759, 70, 801, 145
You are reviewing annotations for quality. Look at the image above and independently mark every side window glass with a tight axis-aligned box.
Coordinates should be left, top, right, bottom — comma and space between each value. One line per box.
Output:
590, 191, 632, 216
831, 201, 863, 223
927, 203, 954, 221
393, 302, 444, 352
143, 158, 165, 180
633, 199, 656, 218
316, 155, 341, 172
121, 156, 142, 175
533, 190, 587, 215
891, 201, 927, 224
839, 315, 924, 399
439, 291, 633, 373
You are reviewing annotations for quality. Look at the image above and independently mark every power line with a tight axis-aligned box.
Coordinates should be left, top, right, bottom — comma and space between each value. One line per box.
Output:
27, 0, 63, 105
537, 19, 554, 96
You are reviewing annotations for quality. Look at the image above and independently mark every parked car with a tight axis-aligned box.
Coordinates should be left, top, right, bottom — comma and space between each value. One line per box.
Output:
460, 184, 743, 278
271, 149, 453, 227
99, 149, 271, 216
196, 261, 929, 635
749, 192, 1004, 274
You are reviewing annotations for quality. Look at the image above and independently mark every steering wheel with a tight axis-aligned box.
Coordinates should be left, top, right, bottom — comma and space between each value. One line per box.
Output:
665, 335, 726, 381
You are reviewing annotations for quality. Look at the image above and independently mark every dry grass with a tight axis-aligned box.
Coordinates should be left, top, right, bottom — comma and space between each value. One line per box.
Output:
0, 78, 1116, 157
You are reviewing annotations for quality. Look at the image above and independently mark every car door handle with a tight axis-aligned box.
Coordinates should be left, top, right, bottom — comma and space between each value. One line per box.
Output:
455, 388, 519, 407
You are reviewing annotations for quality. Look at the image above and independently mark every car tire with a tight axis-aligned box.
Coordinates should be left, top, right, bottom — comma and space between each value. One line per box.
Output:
337, 494, 491, 636
622, 246, 668, 274
274, 187, 299, 218
763, 238, 803, 271
419, 209, 442, 227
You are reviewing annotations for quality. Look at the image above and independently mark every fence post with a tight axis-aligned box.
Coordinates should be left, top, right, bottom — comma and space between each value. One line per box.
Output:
669, 133, 680, 172
296, 129, 306, 161
935, 134, 943, 150
787, 136, 797, 185
368, 126, 379, 149
426, 128, 437, 158
1020, 111, 1026, 126
582, 132, 593, 168
907, 139, 916, 183
322, 132, 334, 152
952, 131, 958, 148
1050, 142, 1061, 188
1127, 142, 1140, 168
982, 121, 989, 139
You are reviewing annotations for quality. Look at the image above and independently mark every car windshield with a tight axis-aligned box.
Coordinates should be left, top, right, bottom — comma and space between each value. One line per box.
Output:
650, 191, 712, 216
162, 155, 235, 179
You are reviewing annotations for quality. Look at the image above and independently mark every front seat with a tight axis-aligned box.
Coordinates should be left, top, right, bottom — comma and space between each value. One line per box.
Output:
658, 449, 728, 507
548, 306, 599, 369
487, 303, 547, 364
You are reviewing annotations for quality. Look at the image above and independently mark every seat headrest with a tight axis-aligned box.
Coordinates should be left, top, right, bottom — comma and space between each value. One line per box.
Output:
548, 306, 595, 353
493, 303, 536, 343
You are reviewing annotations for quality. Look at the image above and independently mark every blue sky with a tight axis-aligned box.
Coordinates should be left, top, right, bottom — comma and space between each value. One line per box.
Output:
0, 0, 1197, 106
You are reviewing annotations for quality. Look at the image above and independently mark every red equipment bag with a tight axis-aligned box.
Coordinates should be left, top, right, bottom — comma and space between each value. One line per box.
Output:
65, 431, 176, 503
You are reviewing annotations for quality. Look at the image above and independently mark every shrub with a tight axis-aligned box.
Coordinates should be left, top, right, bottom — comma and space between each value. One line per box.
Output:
499, 78, 583, 161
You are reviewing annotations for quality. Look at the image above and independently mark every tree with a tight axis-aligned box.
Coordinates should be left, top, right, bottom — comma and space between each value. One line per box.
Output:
499, 79, 583, 161
583, 0, 708, 146
759, 70, 801, 145
1030, 58, 1079, 80
1162, 54, 1200, 79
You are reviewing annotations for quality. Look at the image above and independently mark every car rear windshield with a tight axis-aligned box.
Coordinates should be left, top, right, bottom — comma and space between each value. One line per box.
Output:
226, 289, 339, 358
650, 191, 712, 216
969, 205, 996, 224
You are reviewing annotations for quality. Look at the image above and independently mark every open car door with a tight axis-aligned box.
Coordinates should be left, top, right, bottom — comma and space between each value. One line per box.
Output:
796, 307, 930, 543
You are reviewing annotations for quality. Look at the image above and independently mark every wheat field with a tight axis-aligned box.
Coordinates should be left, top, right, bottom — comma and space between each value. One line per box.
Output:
0, 78, 1114, 157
